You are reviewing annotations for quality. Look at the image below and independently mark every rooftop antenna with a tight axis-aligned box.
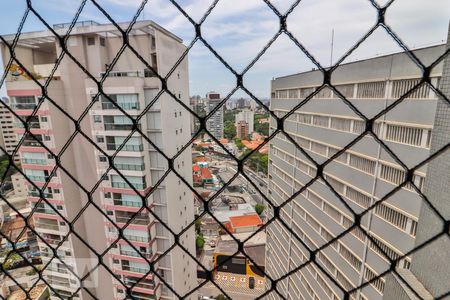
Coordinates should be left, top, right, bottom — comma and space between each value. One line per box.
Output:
330, 28, 334, 67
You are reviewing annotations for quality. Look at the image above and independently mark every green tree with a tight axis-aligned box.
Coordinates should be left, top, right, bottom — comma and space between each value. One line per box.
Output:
196, 234, 205, 249
194, 217, 202, 234
235, 138, 245, 150
254, 122, 269, 136
255, 204, 265, 215
215, 295, 229, 300
223, 120, 236, 140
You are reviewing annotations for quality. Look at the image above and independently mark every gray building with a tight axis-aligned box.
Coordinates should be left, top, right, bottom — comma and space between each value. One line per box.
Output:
383, 26, 450, 300
266, 43, 447, 300
206, 91, 224, 139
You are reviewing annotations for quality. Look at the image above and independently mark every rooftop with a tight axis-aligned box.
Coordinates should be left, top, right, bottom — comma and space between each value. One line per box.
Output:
0, 20, 183, 47
8, 284, 49, 300
201, 168, 213, 180
229, 214, 262, 228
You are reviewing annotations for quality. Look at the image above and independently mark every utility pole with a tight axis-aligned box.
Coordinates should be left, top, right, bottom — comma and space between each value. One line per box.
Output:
330, 29, 335, 67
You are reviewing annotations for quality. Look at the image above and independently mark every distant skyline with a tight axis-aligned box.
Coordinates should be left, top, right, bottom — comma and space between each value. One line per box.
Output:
0, 0, 449, 98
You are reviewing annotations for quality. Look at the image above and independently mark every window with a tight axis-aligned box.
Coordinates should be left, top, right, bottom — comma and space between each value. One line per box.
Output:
364, 267, 385, 293
330, 117, 352, 132
357, 81, 386, 98
87, 37, 95, 45
300, 87, 315, 98
312, 115, 329, 127
96, 136, 104, 143
104, 192, 111, 198
315, 87, 332, 99
379, 164, 405, 186
369, 235, 401, 261
99, 156, 107, 162
99, 37, 106, 46
339, 244, 362, 270
40, 116, 48, 122
345, 186, 371, 208
297, 113, 312, 124
93, 115, 102, 123
335, 84, 354, 98
384, 124, 429, 147
311, 142, 327, 156
348, 154, 376, 174
277, 90, 288, 98
323, 202, 341, 223
391, 78, 430, 99
288, 89, 299, 98
374, 203, 408, 231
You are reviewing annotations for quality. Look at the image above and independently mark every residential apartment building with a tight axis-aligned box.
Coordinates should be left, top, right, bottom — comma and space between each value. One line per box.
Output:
236, 120, 249, 139
266, 44, 446, 300
1, 20, 196, 300
0, 97, 19, 163
235, 109, 255, 134
205, 92, 224, 139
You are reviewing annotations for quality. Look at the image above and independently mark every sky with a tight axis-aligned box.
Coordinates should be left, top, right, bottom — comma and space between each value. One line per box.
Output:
0, 0, 449, 99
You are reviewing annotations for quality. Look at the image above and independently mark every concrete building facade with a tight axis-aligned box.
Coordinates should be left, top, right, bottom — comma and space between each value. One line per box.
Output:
0, 97, 19, 163
205, 92, 224, 139
235, 109, 254, 135
1, 20, 196, 300
383, 26, 450, 300
266, 44, 446, 300
236, 120, 249, 139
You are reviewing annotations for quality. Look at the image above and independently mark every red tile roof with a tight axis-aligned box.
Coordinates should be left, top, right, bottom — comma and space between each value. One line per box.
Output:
229, 214, 262, 228
201, 167, 213, 179
192, 165, 201, 172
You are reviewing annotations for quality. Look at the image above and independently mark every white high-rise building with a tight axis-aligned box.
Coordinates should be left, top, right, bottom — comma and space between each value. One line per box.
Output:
1, 20, 196, 300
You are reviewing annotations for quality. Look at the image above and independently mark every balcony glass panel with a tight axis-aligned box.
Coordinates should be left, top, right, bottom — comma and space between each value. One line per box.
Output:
101, 94, 140, 110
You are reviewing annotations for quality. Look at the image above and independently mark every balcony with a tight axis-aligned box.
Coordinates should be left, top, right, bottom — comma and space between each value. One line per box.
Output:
121, 265, 150, 275
113, 199, 142, 208
123, 235, 150, 243
102, 101, 140, 110
114, 163, 145, 171
11, 103, 37, 110
22, 158, 48, 165
119, 249, 153, 259
111, 181, 147, 190
29, 191, 53, 198
104, 123, 138, 131
107, 143, 143, 152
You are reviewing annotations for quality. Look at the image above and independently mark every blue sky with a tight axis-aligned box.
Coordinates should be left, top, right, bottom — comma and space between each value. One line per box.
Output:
1, 0, 449, 99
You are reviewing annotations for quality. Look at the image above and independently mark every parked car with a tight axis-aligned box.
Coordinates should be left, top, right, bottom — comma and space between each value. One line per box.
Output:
249, 276, 255, 289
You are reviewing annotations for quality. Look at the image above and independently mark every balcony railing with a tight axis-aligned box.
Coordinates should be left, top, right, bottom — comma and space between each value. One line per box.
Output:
22, 158, 47, 165
120, 249, 152, 259
11, 103, 37, 110
113, 200, 142, 208
123, 235, 150, 243
115, 216, 148, 225
102, 102, 140, 110
104, 124, 140, 131
15, 122, 41, 129
35, 208, 57, 215
27, 175, 49, 182
22, 140, 44, 147
30, 191, 54, 198
121, 265, 150, 274
114, 164, 145, 171
35, 223, 60, 231
107, 143, 143, 152
111, 182, 146, 190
